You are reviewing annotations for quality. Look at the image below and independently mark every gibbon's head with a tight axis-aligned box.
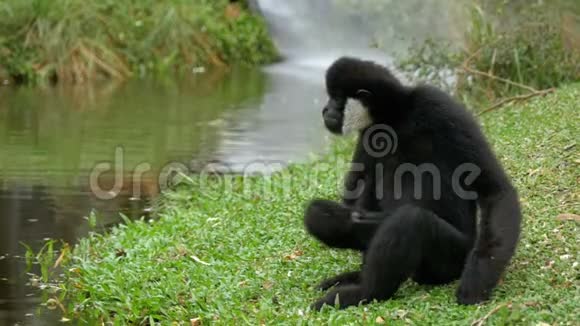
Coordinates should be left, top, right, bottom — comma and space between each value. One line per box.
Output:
321, 56, 404, 135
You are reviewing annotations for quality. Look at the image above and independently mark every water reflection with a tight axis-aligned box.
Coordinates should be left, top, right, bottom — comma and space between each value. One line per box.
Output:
0, 185, 58, 325
0, 185, 148, 324
0, 66, 328, 324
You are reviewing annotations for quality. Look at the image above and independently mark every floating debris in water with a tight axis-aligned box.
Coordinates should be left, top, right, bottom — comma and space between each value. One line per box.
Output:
192, 66, 206, 74
560, 254, 572, 260
207, 118, 226, 127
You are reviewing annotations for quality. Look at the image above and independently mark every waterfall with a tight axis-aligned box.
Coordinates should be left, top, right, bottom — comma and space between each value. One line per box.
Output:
254, 0, 465, 81
256, 0, 393, 74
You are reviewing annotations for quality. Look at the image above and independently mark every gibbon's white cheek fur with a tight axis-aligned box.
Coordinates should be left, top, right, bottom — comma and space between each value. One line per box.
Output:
342, 99, 372, 135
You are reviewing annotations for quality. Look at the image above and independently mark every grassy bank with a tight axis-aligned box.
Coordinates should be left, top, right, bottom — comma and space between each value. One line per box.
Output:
37, 84, 579, 324
0, 0, 277, 85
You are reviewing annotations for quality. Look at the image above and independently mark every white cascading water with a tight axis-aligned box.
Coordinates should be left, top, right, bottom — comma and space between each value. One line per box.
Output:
256, 0, 394, 77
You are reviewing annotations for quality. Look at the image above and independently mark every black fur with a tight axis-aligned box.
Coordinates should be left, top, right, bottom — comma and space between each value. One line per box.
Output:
305, 57, 521, 310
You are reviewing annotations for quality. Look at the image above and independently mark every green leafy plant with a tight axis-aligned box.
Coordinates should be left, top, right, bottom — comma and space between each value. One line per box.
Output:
398, 1, 580, 105
0, 0, 278, 85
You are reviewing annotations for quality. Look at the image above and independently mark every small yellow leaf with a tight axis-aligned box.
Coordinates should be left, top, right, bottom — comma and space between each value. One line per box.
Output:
556, 213, 580, 222
284, 250, 304, 261
262, 281, 274, 290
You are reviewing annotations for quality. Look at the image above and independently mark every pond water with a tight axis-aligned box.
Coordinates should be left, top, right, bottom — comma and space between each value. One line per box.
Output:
0, 65, 330, 324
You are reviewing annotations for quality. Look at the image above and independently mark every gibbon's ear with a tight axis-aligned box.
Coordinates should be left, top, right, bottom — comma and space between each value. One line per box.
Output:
355, 89, 372, 100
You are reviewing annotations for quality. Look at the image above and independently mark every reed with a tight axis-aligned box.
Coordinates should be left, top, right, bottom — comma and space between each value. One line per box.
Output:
398, 0, 579, 104
0, 0, 277, 84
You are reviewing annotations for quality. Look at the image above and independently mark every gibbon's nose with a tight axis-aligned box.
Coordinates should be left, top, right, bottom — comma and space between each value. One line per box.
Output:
323, 105, 342, 121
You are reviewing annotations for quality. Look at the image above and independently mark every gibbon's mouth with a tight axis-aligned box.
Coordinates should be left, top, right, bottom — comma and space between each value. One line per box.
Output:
324, 118, 343, 135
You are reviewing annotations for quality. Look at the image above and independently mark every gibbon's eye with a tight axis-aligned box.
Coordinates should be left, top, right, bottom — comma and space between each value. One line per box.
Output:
355, 89, 372, 99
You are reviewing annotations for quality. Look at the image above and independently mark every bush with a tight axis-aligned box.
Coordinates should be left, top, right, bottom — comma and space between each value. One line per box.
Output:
0, 0, 278, 84
398, 1, 580, 103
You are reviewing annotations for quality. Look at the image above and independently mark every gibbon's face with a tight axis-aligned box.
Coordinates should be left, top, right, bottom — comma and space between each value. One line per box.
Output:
322, 94, 372, 135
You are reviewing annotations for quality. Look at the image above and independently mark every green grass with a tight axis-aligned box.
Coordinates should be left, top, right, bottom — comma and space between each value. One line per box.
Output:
0, 0, 277, 84
37, 84, 579, 324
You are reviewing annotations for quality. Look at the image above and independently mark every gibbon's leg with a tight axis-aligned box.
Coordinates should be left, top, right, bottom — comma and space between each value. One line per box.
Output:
316, 271, 361, 291
312, 205, 471, 310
